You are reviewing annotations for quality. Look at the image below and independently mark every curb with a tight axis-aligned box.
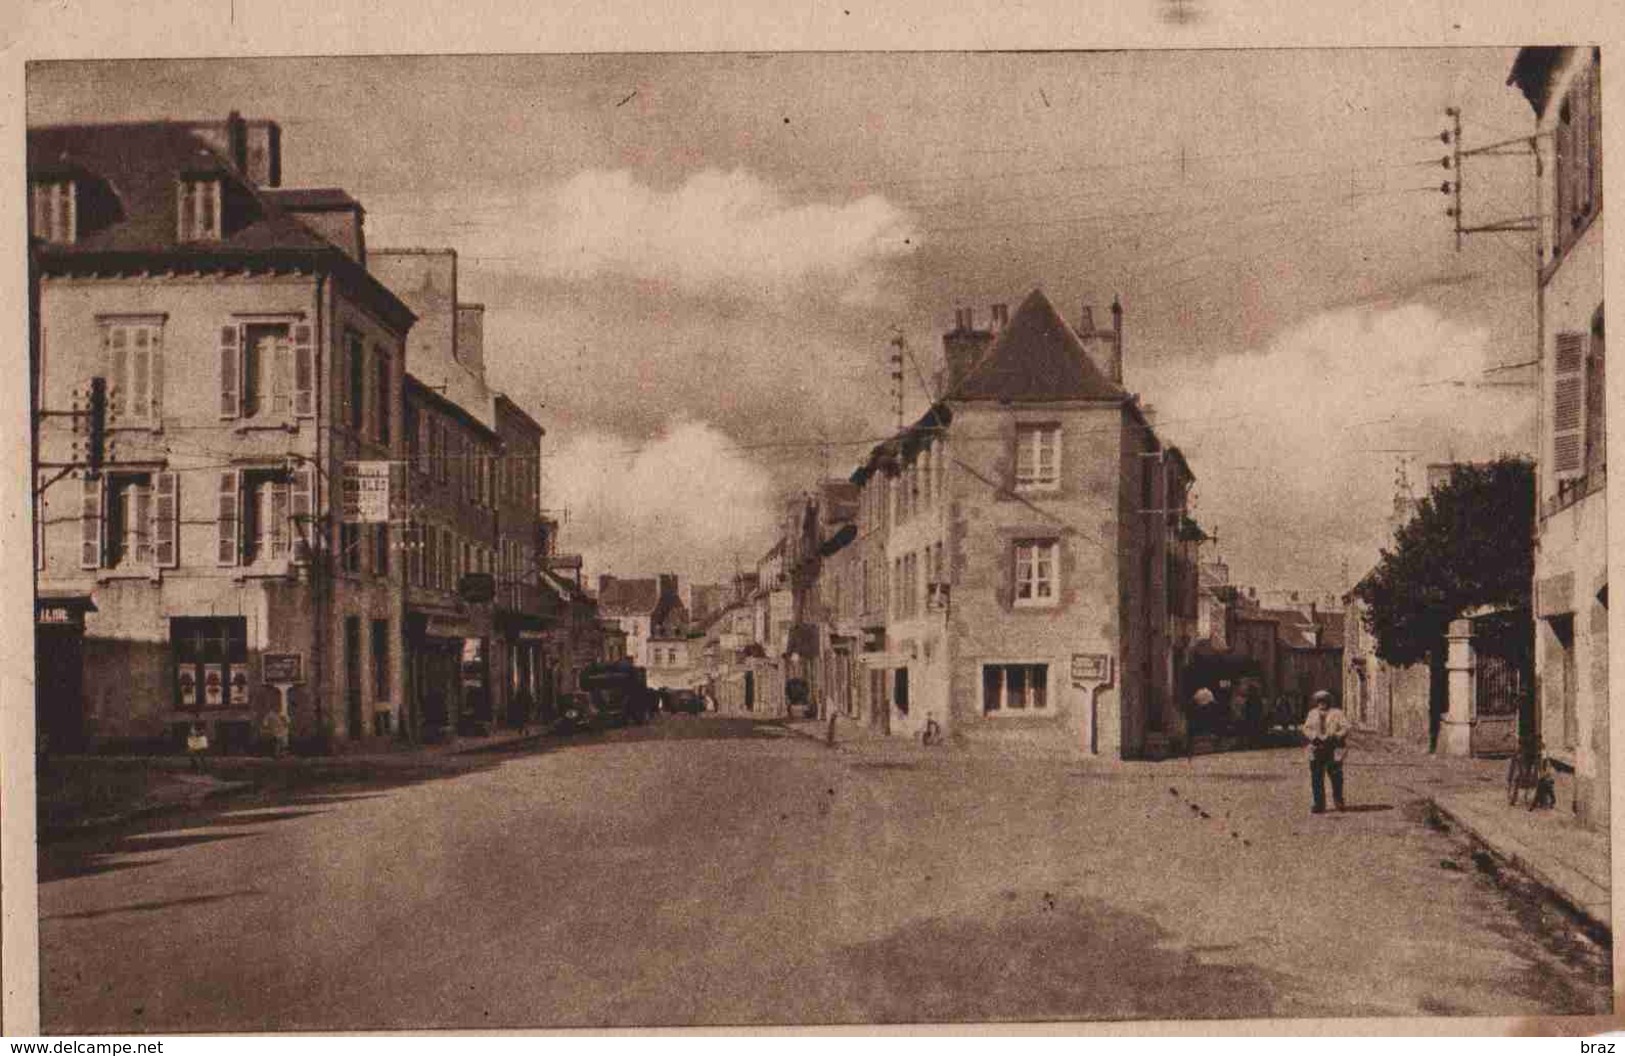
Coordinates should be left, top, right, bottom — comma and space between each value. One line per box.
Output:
1425, 793, 1612, 941
40, 779, 256, 841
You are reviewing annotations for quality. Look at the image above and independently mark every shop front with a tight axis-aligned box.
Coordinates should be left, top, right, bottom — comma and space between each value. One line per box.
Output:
35, 595, 95, 752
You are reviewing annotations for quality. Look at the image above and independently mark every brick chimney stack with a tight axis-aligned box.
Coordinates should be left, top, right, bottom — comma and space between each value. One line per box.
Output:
942, 303, 995, 395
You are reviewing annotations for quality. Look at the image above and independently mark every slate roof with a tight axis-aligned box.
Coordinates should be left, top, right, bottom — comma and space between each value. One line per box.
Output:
597, 577, 659, 616
264, 187, 362, 212
953, 288, 1126, 403
27, 122, 331, 256
28, 121, 414, 332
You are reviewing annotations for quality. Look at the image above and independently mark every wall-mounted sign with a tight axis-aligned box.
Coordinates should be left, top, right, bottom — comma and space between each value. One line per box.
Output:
36, 597, 93, 628
1071, 653, 1112, 687
342, 461, 393, 523
458, 572, 495, 603
263, 653, 304, 684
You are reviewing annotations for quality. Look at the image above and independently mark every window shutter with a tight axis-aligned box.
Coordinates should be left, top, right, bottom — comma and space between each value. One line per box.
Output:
109, 327, 128, 422
154, 471, 178, 568
132, 483, 153, 565
270, 480, 290, 558
131, 329, 151, 421
219, 325, 241, 418
1552, 331, 1587, 480
217, 470, 240, 565
149, 328, 164, 422
80, 474, 102, 569
272, 330, 293, 416
292, 323, 315, 417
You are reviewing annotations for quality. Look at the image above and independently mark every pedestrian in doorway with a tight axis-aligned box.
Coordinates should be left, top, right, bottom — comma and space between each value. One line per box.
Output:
1187, 686, 1215, 758
186, 722, 210, 773
1303, 690, 1349, 813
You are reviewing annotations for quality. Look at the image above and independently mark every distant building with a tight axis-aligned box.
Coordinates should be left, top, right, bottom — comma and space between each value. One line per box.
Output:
30, 113, 414, 752
827, 290, 1199, 756
1511, 47, 1608, 828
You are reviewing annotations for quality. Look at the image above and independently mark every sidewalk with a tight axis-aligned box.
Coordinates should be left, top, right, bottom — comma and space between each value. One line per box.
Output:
1357, 731, 1612, 938
37, 725, 550, 837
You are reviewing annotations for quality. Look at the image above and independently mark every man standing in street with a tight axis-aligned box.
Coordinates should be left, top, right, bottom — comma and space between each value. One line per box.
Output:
1303, 689, 1349, 813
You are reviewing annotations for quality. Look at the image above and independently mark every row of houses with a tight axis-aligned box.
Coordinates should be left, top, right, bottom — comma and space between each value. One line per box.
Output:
30, 111, 620, 753
1343, 46, 1607, 832
698, 288, 1210, 757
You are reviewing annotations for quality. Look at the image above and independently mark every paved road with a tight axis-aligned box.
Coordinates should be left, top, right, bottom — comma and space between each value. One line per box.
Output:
38, 718, 1611, 1031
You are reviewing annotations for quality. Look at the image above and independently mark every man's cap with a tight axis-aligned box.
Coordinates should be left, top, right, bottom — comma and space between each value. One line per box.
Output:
1311, 690, 1333, 704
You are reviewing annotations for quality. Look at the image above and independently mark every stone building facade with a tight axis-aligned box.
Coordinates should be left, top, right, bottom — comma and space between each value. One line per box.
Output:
31, 115, 413, 751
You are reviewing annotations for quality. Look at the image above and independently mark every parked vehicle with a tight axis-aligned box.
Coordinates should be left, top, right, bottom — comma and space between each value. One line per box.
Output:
669, 689, 704, 715
578, 661, 655, 727
552, 691, 596, 734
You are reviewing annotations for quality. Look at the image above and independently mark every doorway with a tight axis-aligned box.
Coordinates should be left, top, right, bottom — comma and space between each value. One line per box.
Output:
344, 616, 362, 739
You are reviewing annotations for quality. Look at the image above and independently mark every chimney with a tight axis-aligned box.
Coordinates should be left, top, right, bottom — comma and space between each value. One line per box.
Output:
659, 573, 680, 601
456, 304, 486, 383
942, 313, 996, 395
990, 303, 1009, 331
1079, 305, 1095, 337
1108, 295, 1124, 384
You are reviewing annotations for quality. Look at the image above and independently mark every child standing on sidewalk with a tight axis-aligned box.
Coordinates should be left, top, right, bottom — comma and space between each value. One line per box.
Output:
186, 722, 210, 773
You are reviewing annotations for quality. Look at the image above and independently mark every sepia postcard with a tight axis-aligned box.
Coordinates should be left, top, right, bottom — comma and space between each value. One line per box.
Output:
3, 0, 1622, 1039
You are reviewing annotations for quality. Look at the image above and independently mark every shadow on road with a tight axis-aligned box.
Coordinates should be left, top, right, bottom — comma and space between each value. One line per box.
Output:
839, 890, 1291, 1023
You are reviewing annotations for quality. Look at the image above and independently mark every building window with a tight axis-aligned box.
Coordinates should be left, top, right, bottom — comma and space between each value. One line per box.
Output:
407, 406, 422, 470
171, 617, 248, 711
371, 618, 390, 704
340, 522, 362, 575
982, 663, 1049, 713
373, 524, 390, 577
1014, 540, 1059, 607
31, 180, 76, 243
1585, 307, 1606, 479
1553, 54, 1602, 255
100, 319, 166, 426
374, 347, 392, 446
1015, 424, 1060, 491
177, 179, 221, 241
240, 469, 292, 567
105, 473, 153, 568
219, 321, 312, 420
346, 332, 366, 433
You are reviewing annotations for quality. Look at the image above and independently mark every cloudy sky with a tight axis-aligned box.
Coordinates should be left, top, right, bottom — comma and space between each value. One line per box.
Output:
29, 51, 1541, 592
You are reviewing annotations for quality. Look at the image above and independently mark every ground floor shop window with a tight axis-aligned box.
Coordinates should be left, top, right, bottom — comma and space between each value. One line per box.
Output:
983, 663, 1048, 713
172, 617, 249, 711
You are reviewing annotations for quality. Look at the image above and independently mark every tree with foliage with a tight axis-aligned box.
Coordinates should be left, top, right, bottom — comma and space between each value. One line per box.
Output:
1353, 457, 1534, 666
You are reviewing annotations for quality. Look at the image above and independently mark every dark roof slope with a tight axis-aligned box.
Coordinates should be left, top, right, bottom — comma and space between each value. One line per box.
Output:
27, 122, 331, 256
598, 577, 659, 616
1507, 47, 1568, 115
264, 187, 361, 211
954, 288, 1126, 403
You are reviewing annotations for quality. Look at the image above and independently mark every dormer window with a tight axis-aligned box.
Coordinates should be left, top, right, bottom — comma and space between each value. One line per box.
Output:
31, 180, 76, 243
178, 178, 222, 241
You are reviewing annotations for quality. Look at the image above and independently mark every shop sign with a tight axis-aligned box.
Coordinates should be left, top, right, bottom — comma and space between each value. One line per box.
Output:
1071, 653, 1112, 688
263, 653, 304, 684
342, 461, 393, 524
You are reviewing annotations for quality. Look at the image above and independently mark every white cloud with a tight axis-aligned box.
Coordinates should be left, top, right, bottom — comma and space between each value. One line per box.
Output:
1144, 304, 1535, 593
544, 169, 917, 303
367, 168, 917, 306
541, 419, 781, 583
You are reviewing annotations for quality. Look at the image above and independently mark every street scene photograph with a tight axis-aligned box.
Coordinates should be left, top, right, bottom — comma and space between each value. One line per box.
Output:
23, 48, 1611, 1031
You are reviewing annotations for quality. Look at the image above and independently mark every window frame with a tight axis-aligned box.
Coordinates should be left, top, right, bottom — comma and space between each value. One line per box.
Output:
1012, 538, 1060, 608
1014, 423, 1062, 493
100, 316, 167, 428
981, 662, 1051, 715
177, 178, 222, 242
31, 180, 77, 244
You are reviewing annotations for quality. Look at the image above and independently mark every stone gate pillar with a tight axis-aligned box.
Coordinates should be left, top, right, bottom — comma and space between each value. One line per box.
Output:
1439, 618, 1475, 757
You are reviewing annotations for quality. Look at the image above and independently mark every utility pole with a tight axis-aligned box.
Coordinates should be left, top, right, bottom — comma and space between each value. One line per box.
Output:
888, 334, 905, 432
1441, 107, 1542, 245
